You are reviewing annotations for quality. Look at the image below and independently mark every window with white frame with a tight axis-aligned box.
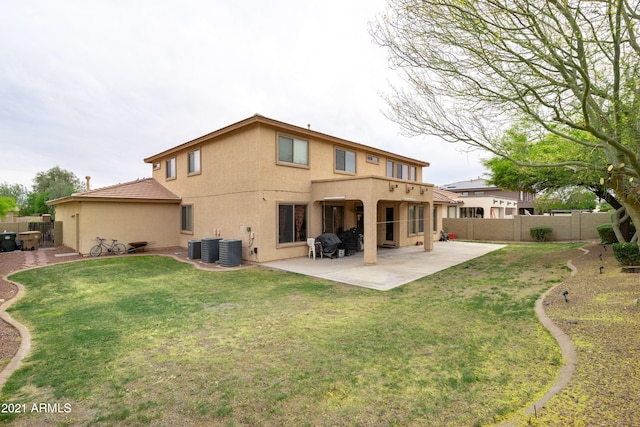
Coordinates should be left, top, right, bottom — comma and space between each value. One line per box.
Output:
278, 204, 307, 244
278, 135, 308, 166
188, 149, 201, 174
366, 154, 379, 164
166, 158, 176, 179
335, 148, 356, 173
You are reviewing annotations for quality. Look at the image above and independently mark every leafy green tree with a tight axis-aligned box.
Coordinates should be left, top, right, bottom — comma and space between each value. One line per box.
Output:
22, 192, 51, 216
534, 188, 596, 214
0, 183, 28, 206
32, 166, 84, 200
484, 124, 634, 240
22, 167, 84, 216
371, 0, 640, 241
0, 197, 17, 218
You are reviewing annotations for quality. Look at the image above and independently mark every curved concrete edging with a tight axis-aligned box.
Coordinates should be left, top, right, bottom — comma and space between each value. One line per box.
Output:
0, 277, 31, 390
2, 248, 587, 418
498, 246, 588, 426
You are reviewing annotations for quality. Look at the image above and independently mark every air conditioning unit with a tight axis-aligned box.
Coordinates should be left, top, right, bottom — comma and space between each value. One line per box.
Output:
201, 237, 222, 263
219, 239, 242, 267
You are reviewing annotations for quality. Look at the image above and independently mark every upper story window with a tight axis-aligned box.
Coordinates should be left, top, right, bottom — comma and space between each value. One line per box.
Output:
387, 160, 418, 181
166, 158, 176, 179
335, 148, 356, 173
366, 154, 379, 164
188, 149, 201, 174
278, 135, 308, 166
153, 162, 160, 170
396, 163, 409, 180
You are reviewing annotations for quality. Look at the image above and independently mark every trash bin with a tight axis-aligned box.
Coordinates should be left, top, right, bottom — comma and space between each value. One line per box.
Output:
18, 231, 41, 251
0, 232, 17, 252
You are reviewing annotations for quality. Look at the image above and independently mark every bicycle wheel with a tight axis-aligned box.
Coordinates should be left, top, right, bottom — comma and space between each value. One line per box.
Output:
113, 243, 126, 255
90, 245, 102, 257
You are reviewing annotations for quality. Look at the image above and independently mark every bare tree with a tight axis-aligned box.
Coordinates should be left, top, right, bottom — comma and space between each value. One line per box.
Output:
371, 0, 640, 237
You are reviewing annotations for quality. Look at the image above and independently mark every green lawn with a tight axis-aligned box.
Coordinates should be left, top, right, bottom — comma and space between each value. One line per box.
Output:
1, 243, 582, 426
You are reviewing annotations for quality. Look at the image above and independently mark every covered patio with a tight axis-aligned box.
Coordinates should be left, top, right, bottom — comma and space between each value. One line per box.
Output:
311, 175, 434, 265
263, 240, 507, 290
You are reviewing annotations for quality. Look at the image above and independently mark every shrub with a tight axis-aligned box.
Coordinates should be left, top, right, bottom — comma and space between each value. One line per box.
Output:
612, 242, 640, 266
597, 223, 618, 244
530, 227, 553, 242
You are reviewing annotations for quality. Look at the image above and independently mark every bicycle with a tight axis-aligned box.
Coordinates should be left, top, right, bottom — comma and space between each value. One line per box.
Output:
90, 237, 127, 257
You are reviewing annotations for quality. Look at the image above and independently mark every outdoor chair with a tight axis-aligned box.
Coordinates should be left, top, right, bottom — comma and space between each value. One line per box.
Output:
307, 238, 323, 260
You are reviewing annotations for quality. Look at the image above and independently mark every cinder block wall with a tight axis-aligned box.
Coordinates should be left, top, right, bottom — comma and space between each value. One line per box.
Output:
443, 212, 610, 242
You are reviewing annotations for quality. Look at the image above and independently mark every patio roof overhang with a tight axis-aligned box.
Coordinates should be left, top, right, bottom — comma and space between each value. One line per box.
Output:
311, 175, 434, 203
311, 176, 434, 265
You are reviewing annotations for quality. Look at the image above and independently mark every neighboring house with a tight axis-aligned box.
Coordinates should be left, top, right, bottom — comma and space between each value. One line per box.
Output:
433, 188, 463, 233
440, 178, 535, 218
51, 115, 436, 265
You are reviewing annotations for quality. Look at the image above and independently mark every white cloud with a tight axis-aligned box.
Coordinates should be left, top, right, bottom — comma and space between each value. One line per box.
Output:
0, 0, 486, 191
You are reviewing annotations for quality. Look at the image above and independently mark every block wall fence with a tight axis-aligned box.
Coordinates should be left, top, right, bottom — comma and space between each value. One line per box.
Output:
442, 212, 610, 242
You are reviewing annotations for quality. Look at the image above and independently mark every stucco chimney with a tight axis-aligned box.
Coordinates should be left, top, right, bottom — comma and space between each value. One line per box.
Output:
85, 176, 91, 191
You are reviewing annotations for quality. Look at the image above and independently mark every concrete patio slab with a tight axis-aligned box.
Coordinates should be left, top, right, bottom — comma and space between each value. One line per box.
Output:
262, 241, 507, 290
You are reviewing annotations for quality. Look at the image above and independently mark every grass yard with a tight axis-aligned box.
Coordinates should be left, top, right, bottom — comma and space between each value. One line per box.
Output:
0, 243, 583, 426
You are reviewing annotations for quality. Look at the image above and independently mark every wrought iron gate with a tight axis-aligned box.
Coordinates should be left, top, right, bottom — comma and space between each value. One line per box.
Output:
28, 221, 55, 248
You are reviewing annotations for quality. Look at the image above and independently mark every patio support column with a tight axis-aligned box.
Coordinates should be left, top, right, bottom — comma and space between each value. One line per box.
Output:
363, 198, 377, 265
424, 202, 433, 252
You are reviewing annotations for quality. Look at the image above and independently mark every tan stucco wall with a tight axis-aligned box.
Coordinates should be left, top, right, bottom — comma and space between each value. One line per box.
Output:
147, 122, 433, 263
54, 201, 180, 254
442, 212, 611, 242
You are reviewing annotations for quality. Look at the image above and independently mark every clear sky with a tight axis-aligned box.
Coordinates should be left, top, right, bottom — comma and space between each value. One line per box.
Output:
1, 0, 487, 191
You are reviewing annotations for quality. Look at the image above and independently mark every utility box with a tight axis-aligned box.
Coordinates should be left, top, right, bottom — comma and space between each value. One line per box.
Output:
19, 231, 41, 251
188, 240, 202, 260
0, 232, 17, 252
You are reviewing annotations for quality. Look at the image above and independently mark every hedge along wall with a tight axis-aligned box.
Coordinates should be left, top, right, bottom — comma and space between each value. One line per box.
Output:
442, 211, 611, 242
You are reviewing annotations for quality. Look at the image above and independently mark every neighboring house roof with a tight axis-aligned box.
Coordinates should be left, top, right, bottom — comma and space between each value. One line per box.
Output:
433, 189, 463, 205
440, 178, 495, 192
48, 178, 181, 205
143, 114, 430, 168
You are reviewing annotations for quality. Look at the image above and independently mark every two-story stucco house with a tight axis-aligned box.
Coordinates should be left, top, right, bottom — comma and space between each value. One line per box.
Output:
50, 115, 435, 265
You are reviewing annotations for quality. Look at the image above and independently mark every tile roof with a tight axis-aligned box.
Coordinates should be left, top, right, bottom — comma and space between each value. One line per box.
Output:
48, 178, 181, 205
433, 188, 463, 204
440, 178, 495, 191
